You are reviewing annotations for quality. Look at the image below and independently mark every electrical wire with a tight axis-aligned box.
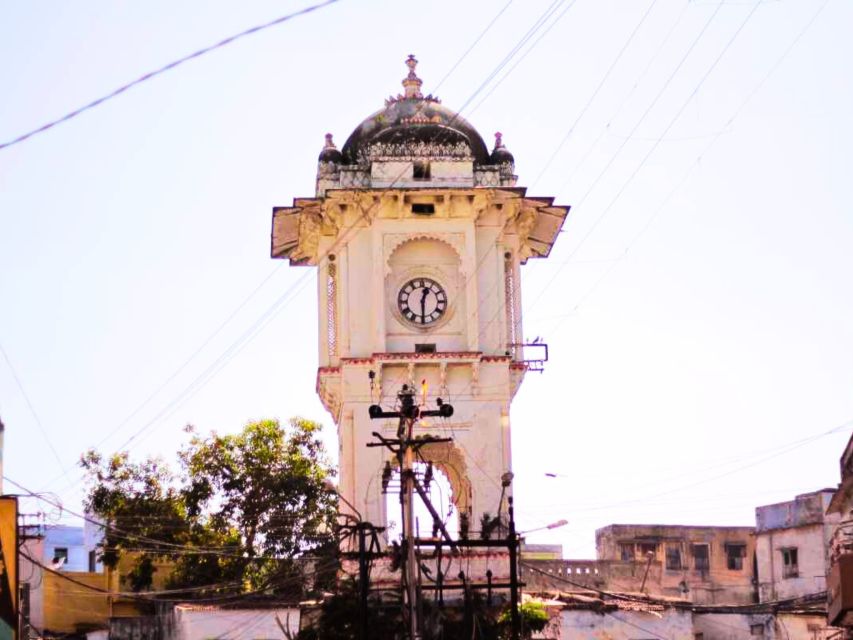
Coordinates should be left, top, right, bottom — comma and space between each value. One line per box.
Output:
431, 0, 515, 93
5, 474, 326, 557
0, 0, 343, 151
555, 1, 691, 195
545, 0, 833, 336
466, 0, 579, 115
40, 264, 285, 490
22, 548, 341, 603
529, 0, 661, 189
0, 341, 69, 479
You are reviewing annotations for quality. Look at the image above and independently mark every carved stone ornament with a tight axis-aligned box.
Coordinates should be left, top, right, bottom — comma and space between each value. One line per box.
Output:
474, 170, 500, 187
362, 140, 473, 161
289, 208, 322, 263
322, 202, 344, 235
516, 207, 538, 245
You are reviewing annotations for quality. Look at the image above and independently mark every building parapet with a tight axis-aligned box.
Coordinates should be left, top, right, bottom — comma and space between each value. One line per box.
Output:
755, 489, 835, 532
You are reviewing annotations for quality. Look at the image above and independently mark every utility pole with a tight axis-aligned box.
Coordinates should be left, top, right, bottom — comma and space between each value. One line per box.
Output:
368, 383, 527, 640
369, 383, 453, 640
508, 497, 521, 640
338, 518, 385, 640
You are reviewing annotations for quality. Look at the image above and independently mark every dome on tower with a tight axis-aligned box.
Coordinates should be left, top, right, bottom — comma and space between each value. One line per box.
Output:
340, 55, 490, 165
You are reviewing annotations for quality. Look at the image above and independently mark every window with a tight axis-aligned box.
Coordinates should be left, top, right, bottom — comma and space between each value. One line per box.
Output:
726, 543, 746, 570
692, 544, 710, 571
666, 545, 683, 570
782, 548, 799, 578
694, 634, 704, 640
411, 203, 435, 215
53, 547, 68, 568
88, 550, 97, 572
638, 542, 657, 557
413, 160, 431, 181
415, 343, 436, 354
750, 623, 765, 636
619, 543, 634, 561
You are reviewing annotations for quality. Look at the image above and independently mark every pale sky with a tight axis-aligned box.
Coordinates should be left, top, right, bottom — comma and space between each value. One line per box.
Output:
1, 0, 851, 558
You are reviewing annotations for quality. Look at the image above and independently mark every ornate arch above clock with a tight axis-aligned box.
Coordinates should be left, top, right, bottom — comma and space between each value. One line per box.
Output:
383, 232, 466, 277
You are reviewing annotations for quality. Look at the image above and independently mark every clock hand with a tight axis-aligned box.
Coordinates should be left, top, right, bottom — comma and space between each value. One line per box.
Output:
420, 288, 429, 322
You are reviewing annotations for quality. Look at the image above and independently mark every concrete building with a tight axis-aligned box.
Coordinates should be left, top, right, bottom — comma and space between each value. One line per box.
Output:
595, 524, 757, 604
826, 433, 853, 629
754, 489, 839, 602
110, 603, 301, 640
19, 523, 105, 636
693, 604, 837, 640
521, 589, 838, 639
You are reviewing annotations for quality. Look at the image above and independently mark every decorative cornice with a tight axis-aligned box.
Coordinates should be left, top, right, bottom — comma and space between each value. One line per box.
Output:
364, 140, 472, 161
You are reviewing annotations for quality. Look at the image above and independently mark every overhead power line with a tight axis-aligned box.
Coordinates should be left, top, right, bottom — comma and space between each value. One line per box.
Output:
467, 0, 579, 115
21, 548, 339, 603
530, 0, 660, 189
432, 0, 515, 93
0, 0, 342, 152
543, 0, 834, 334
0, 342, 68, 479
526, 0, 759, 315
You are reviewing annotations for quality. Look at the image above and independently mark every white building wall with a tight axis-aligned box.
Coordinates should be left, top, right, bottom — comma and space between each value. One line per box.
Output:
558, 608, 694, 640
755, 523, 830, 602
694, 612, 838, 639
173, 607, 300, 640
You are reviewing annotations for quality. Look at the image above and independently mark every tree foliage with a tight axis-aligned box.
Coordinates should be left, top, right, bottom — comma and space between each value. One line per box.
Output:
81, 418, 337, 596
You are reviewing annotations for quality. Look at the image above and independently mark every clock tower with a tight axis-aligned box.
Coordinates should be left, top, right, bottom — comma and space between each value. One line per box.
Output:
271, 56, 568, 538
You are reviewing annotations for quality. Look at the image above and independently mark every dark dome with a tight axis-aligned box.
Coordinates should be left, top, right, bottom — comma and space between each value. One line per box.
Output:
341, 99, 490, 164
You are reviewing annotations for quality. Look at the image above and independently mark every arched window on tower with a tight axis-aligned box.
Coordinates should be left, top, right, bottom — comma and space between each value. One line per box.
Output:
384, 461, 459, 542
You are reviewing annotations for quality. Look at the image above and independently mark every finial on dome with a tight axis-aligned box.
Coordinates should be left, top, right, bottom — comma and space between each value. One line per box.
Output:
324, 133, 337, 149
494, 132, 505, 149
402, 54, 423, 99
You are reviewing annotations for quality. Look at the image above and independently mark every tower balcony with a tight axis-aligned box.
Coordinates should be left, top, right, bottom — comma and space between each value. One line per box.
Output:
316, 351, 529, 422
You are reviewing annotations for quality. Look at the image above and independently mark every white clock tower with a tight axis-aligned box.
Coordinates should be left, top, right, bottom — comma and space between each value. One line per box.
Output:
271, 57, 568, 538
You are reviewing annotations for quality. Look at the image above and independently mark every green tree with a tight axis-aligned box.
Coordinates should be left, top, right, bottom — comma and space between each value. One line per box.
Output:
82, 418, 337, 597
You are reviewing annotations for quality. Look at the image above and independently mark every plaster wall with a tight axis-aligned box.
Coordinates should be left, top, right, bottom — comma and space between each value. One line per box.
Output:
44, 525, 89, 572
20, 537, 45, 631
754, 490, 840, 602
557, 608, 694, 640
755, 523, 832, 602
42, 570, 110, 633
172, 606, 300, 640
694, 612, 837, 639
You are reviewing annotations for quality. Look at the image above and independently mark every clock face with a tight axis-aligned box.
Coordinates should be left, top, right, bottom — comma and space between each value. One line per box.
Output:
397, 277, 448, 326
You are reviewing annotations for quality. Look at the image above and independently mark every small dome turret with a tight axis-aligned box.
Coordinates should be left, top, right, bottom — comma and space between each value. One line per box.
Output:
318, 133, 343, 163
490, 132, 515, 166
